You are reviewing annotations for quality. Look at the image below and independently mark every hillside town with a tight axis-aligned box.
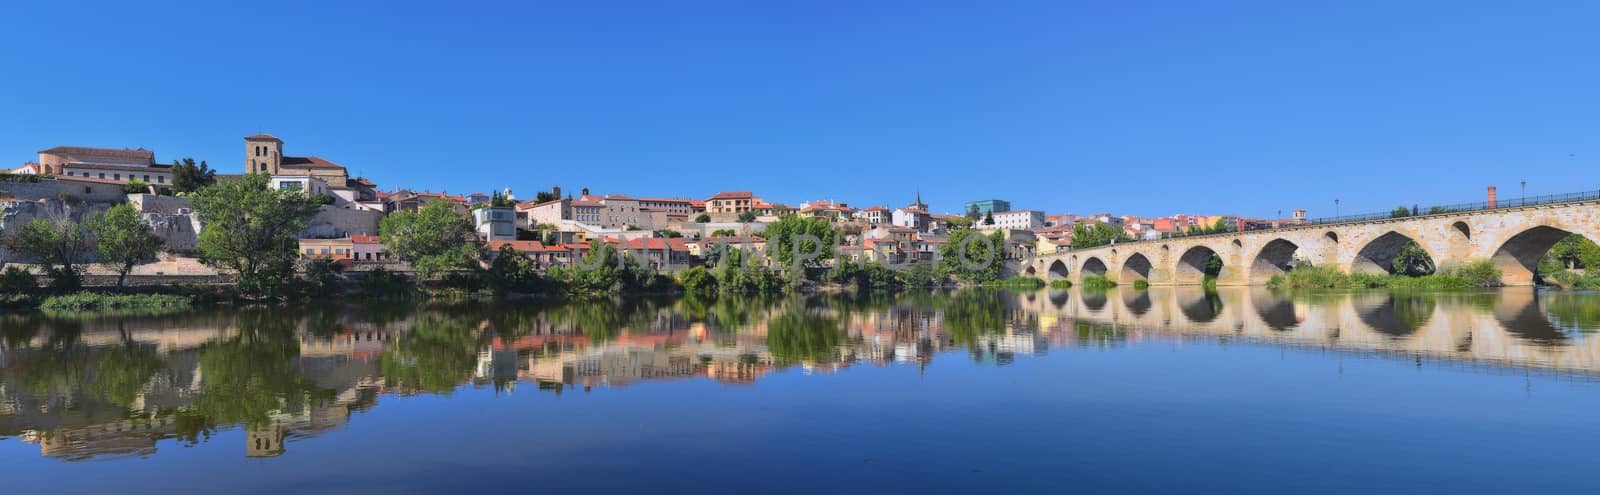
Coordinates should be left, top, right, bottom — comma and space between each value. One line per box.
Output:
2, 133, 1299, 281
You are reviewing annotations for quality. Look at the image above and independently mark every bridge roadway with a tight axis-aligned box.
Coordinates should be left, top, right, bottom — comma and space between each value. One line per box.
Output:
1019, 197, 1600, 286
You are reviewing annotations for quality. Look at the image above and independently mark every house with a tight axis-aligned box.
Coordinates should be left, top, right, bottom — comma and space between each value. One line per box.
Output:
473, 206, 517, 241
300, 237, 356, 260
705, 191, 761, 214
486, 240, 567, 267
9, 162, 43, 175
964, 199, 1011, 215
270, 175, 330, 197
605, 236, 691, 270
247, 134, 383, 211
38, 146, 174, 185
857, 206, 890, 226
978, 209, 1044, 231
351, 235, 389, 262
799, 200, 852, 220
518, 188, 662, 230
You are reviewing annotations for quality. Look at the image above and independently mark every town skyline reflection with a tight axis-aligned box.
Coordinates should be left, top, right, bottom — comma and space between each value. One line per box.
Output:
3, 287, 1598, 461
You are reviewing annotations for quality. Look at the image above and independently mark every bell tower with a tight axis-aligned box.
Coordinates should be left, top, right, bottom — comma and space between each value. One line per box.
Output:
244, 134, 283, 174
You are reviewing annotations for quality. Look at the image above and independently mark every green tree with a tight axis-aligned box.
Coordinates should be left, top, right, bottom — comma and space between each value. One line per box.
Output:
710, 228, 737, 237
1389, 206, 1411, 218
380, 199, 481, 280
939, 229, 1005, 283
762, 215, 837, 276
169, 158, 216, 194
88, 203, 164, 289
533, 190, 558, 204
694, 213, 712, 223
737, 210, 758, 223
945, 216, 973, 230
17, 216, 94, 291
191, 173, 321, 297
966, 203, 982, 221
1391, 241, 1436, 276
1069, 223, 1132, 249
982, 211, 995, 225
485, 244, 541, 293
122, 179, 151, 194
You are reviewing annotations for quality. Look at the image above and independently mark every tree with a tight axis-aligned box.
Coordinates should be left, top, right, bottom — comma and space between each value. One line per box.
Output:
88, 204, 164, 289
945, 216, 974, 230
192, 173, 322, 297
939, 229, 1004, 283
1389, 206, 1411, 218
380, 199, 480, 280
534, 190, 558, 204
17, 216, 94, 291
122, 179, 151, 195
966, 204, 982, 221
762, 215, 837, 276
1391, 241, 1436, 276
169, 158, 216, 194
710, 228, 737, 237
982, 211, 995, 225
737, 210, 758, 223
1070, 223, 1132, 249
694, 213, 712, 223
490, 190, 516, 207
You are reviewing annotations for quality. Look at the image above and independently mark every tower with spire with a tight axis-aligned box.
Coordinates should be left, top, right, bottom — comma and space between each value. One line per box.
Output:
907, 189, 928, 212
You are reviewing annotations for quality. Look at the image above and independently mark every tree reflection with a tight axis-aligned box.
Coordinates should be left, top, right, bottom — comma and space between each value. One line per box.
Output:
766, 310, 843, 363
380, 312, 483, 394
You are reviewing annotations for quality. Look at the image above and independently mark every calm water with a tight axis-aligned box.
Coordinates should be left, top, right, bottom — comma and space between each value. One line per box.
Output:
4, 287, 1600, 493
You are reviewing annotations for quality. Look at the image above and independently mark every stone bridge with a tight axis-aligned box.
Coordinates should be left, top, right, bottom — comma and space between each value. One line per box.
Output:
1019, 199, 1600, 286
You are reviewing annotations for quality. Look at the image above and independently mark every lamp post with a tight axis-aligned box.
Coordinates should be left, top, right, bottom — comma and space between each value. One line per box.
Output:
1521, 180, 1527, 205
1334, 198, 1340, 218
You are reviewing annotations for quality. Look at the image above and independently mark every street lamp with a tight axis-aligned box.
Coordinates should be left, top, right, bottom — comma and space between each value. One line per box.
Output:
1521, 180, 1527, 205
1334, 198, 1340, 218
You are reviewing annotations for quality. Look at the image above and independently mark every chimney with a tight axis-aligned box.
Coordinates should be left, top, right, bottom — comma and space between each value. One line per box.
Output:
1487, 186, 1497, 208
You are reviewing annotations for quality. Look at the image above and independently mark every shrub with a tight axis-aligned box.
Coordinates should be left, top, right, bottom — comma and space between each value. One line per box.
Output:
983, 276, 1045, 289
1133, 279, 1149, 290
39, 292, 191, 312
1081, 275, 1117, 289
0, 266, 38, 294
1048, 279, 1072, 289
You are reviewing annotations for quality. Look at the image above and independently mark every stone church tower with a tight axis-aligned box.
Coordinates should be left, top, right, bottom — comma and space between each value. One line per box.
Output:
244, 134, 283, 174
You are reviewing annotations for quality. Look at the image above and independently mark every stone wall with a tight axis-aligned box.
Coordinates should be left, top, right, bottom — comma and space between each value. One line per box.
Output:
304, 206, 383, 238
127, 194, 202, 254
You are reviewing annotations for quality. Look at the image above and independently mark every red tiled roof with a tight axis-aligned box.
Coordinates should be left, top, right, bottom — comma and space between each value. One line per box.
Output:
244, 133, 283, 142
351, 235, 382, 244
56, 175, 129, 186
38, 146, 156, 162
280, 156, 345, 170
706, 191, 754, 200
488, 240, 560, 252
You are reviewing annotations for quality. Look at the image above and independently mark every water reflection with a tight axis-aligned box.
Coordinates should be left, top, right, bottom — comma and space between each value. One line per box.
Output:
3, 287, 1600, 461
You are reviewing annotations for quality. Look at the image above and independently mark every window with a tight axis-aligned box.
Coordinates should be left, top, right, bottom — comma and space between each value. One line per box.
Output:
158, 176, 165, 183
114, 174, 121, 180
305, 248, 315, 254
99, 173, 106, 179
144, 175, 150, 182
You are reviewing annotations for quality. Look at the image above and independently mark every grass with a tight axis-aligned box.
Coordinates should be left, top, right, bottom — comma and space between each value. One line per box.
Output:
40, 292, 192, 313
1080, 275, 1117, 290
1545, 270, 1600, 290
1266, 260, 1502, 291
1048, 279, 1072, 289
983, 276, 1046, 289
1132, 279, 1149, 290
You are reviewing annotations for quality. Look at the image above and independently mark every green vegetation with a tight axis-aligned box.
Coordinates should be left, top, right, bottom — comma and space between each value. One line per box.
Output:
16, 215, 93, 292
1080, 275, 1118, 289
192, 173, 321, 298
1070, 223, 1132, 248
1133, 279, 1149, 290
169, 158, 216, 194
0, 266, 39, 295
763, 215, 837, 277
1049, 279, 1072, 289
545, 242, 675, 297
0, 172, 51, 183
982, 276, 1045, 289
694, 213, 712, 223
122, 179, 151, 194
380, 199, 481, 280
939, 229, 1004, 283
1184, 218, 1235, 236
1537, 234, 1600, 289
1267, 260, 1502, 290
88, 203, 165, 289
1389, 205, 1412, 218
710, 228, 737, 237
737, 210, 758, 223
39, 292, 192, 313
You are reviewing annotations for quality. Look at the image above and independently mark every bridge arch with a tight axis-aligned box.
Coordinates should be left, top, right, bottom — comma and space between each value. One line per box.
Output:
1046, 259, 1070, 280
1175, 246, 1221, 285
1249, 239, 1300, 282
1491, 225, 1597, 285
1082, 257, 1109, 278
1120, 252, 1153, 283
1353, 231, 1433, 275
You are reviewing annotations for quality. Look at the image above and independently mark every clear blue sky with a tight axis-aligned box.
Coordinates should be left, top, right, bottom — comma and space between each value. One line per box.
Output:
3, 1, 1596, 218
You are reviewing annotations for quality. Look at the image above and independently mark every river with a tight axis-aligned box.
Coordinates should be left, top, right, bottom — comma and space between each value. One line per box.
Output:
3, 287, 1599, 493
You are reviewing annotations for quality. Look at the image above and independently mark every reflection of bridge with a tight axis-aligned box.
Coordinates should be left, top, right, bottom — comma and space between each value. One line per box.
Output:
1020, 198, 1600, 285
1017, 287, 1600, 373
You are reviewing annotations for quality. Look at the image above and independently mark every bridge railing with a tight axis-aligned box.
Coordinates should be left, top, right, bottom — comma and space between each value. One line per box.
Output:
1300, 189, 1600, 225
1071, 188, 1600, 250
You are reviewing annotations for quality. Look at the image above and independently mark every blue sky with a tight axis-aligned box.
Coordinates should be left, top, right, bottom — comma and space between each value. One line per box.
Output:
2, 1, 1596, 218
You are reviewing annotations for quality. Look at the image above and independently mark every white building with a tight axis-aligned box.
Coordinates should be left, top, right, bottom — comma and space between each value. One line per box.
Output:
271, 175, 329, 197
473, 206, 517, 242
979, 209, 1044, 231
